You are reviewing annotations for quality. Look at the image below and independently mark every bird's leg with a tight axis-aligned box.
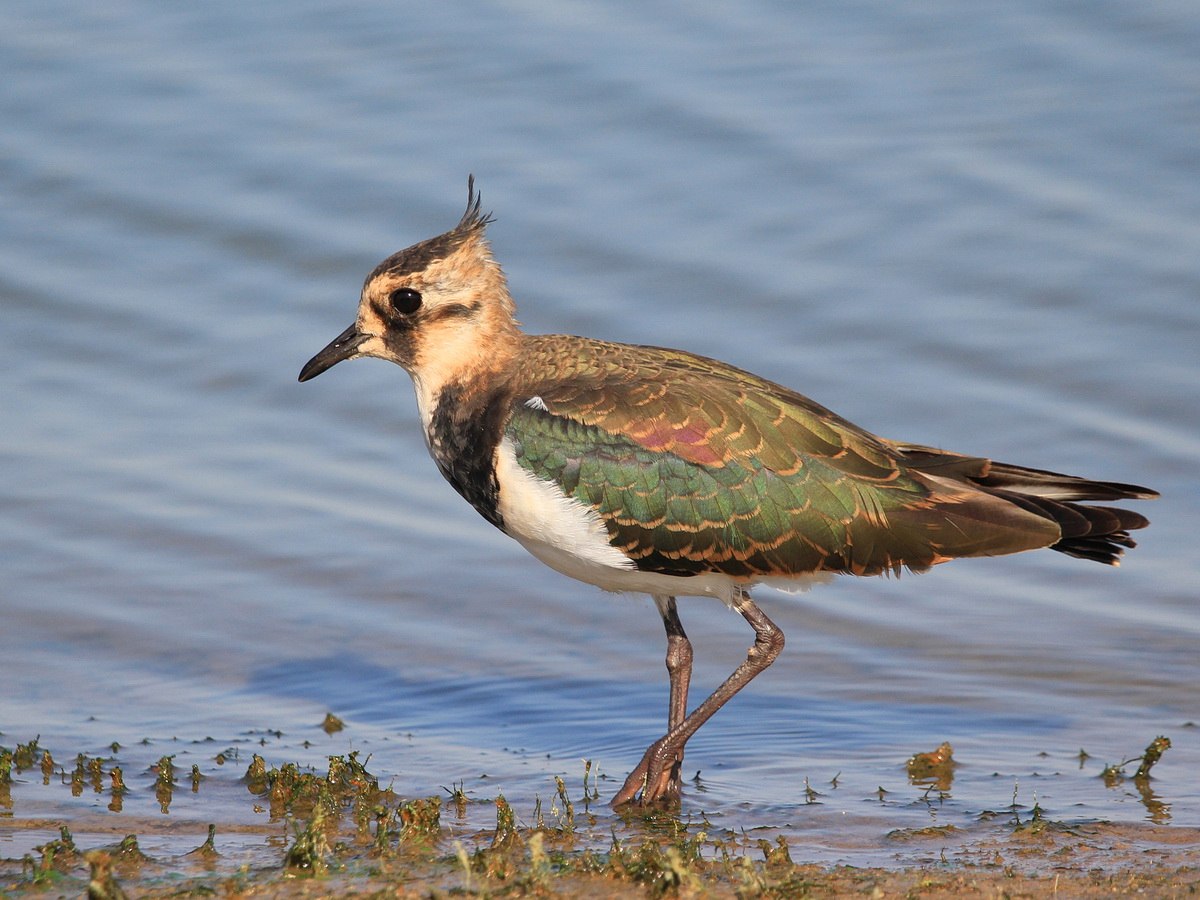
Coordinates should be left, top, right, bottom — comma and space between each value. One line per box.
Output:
612, 590, 783, 808
647, 595, 692, 801
659, 596, 693, 732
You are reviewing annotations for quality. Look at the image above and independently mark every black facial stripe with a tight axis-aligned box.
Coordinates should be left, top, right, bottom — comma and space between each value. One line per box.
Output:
371, 298, 397, 322
382, 328, 416, 363
429, 301, 481, 321
371, 297, 480, 331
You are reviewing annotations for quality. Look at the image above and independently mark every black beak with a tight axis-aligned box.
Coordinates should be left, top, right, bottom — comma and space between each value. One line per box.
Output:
298, 323, 367, 382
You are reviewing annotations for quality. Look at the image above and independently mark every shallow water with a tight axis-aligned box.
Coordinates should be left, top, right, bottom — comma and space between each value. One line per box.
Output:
2, 0, 1199, 872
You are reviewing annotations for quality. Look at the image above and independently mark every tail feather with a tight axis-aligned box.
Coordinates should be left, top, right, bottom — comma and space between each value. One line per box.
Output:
897, 445, 1157, 567
989, 490, 1149, 565
978, 461, 1157, 502
1053, 532, 1139, 565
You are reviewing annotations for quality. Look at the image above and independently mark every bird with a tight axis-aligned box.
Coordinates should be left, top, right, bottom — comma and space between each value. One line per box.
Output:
299, 177, 1157, 808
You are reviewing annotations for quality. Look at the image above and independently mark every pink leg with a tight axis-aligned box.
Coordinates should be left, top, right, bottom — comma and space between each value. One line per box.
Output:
612, 590, 783, 808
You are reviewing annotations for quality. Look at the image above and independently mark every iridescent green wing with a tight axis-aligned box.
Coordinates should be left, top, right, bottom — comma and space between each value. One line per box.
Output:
506, 336, 1060, 578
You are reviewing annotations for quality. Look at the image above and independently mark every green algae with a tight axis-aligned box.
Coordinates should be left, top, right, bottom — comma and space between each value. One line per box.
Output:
1, 734, 1197, 898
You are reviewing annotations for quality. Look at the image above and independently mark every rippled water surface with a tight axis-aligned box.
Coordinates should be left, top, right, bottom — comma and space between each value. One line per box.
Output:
3, 0, 1198, 871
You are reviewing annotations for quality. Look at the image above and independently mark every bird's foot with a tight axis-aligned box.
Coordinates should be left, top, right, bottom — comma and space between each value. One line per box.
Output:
610, 737, 684, 808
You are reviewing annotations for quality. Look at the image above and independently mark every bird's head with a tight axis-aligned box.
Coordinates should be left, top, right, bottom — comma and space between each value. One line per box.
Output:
299, 177, 520, 390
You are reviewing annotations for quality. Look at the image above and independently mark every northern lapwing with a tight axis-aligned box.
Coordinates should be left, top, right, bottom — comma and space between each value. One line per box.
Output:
299, 178, 1157, 807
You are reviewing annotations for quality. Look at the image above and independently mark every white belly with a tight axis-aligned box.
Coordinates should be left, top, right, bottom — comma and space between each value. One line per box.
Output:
493, 436, 829, 604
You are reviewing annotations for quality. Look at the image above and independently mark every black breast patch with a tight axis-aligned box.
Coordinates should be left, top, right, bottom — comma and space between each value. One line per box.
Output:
427, 381, 510, 530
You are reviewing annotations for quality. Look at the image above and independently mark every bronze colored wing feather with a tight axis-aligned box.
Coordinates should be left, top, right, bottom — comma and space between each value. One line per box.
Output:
503, 336, 1151, 578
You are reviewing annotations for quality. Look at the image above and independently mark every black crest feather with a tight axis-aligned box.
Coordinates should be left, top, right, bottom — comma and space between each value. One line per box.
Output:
367, 175, 495, 283
456, 174, 496, 234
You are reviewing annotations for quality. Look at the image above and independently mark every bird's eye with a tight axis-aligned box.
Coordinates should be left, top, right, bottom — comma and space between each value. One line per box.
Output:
389, 287, 423, 315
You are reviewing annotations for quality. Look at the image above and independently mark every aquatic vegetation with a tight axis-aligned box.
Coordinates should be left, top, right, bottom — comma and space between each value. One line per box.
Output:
0, 735, 1196, 897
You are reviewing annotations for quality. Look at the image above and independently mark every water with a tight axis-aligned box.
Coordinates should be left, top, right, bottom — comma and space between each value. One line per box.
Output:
2, 0, 1198, 871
